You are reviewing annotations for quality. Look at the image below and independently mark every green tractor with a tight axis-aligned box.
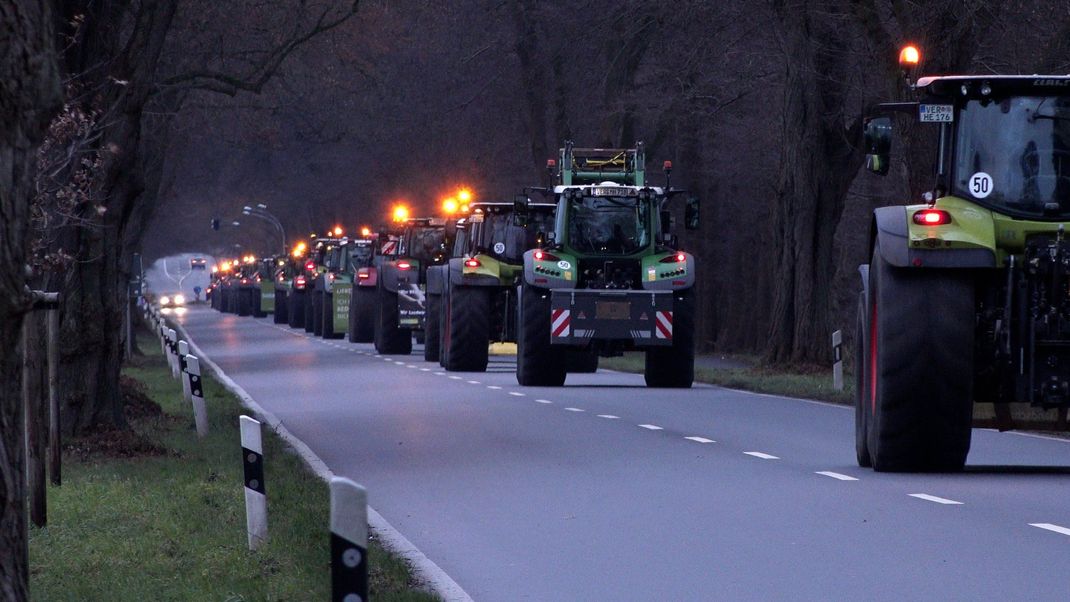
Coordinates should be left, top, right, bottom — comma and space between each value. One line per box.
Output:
516, 141, 700, 387
856, 46, 1070, 472
349, 229, 398, 344
316, 235, 375, 339
253, 257, 281, 318
372, 216, 451, 354
427, 201, 557, 369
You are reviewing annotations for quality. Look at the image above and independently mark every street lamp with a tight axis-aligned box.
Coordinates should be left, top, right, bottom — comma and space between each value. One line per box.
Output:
240, 204, 287, 256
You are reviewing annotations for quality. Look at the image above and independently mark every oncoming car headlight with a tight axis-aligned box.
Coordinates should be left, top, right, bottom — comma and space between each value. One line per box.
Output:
159, 295, 171, 306
173, 294, 186, 306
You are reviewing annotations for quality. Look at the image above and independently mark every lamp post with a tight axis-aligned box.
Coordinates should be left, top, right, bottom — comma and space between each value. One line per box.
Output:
242, 204, 287, 256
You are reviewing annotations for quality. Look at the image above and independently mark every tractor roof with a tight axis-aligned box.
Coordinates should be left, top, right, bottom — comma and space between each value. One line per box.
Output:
918, 75, 1070, 98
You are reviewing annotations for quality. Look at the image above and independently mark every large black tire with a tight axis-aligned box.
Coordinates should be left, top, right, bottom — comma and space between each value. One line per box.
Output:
516, 285, 565, 386
424, 293, 441, 362
438, 286, 450, 367
866, 242, 974, 472
444, 285, 490, 372
288, 290, 306, 329
311, 290, 324, 336
273, 290, 288, 324
855, 291, 872, 468
322, 292, 340, 339
374, 282, 412, 354
348, 286, 375, 343
253, 289, 267, 318
566, 348, 599, 373
304, 289, 316, 333
644, 291, 695, 388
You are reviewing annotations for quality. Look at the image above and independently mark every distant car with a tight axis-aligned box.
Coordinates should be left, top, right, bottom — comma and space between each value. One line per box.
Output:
159, 293, 186, 308
190, 257, 207, 270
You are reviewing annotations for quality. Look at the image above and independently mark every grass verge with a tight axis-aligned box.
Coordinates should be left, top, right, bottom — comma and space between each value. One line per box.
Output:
601, 353, 855, 405
30, 329, 439, 601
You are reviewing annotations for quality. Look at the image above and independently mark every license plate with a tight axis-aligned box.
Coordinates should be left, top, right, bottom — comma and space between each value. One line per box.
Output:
919, 104, 953, 122
595, 301, 630, 320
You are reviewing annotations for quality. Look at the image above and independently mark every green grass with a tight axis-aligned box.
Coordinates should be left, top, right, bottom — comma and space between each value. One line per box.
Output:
30, 330, 439, 601
602, 353, 855, 405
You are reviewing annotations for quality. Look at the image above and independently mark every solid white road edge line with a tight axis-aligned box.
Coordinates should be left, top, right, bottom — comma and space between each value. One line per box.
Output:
170, 318, 474, 602
909, 493, 963, 505
815, 471, 858, 481
1029, 523, 1070, 536
743, 451, 779, 460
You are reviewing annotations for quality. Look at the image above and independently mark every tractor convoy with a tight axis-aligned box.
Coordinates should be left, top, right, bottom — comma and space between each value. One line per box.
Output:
178, 42, 1070, 476
203, 144, 701, 390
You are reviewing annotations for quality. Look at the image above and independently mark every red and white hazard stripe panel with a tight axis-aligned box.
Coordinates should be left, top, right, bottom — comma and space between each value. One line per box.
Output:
380, 240, 397, 255
654, 310, 673, 340
551, 308, 571, 338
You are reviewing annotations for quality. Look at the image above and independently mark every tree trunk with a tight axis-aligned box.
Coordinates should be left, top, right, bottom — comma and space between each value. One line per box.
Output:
510, 0, 551, 178
766, 1, 865, 365
0, 1, 63, 597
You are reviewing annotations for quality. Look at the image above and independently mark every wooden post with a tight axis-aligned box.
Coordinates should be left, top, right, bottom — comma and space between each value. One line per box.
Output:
22, 311, 46, 527
832, 330, 844, 391
47, 298, 60, 487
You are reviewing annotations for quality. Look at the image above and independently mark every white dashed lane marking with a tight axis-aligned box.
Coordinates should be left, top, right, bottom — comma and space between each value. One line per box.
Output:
535, 399, 553, 404
1030, 523, 1070, 537
434, 372, 445, 376
684, 436, 715, 444
420, 368, 430, 372
597, 414, 619, 419
743, 452, 779, 460
508, 392, 525, 397
909, 493, 963, 505
467, 380, 481, 384
449, 376, 463, 380
816, 471, 858, 481
487, 386, 502, 390
565, 407, 585, 412
638, 424, 663, 431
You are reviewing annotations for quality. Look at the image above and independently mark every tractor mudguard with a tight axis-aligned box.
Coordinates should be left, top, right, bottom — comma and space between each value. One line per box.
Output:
379, 264, 401, 293
872, 205, 996, 269
449, 257, 499, 287
426, 265, 447, 295
356, 266, 377, 288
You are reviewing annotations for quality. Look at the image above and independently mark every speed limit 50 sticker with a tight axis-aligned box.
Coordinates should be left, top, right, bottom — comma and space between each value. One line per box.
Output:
969, 172, 993, 199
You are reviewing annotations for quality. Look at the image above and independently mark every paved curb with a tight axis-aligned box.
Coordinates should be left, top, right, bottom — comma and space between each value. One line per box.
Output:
169, 317, 474, 602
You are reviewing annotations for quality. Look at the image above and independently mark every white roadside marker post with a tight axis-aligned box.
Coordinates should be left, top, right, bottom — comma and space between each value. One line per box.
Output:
167, 329, 179, 379
832, 329, 844, 391
330, 477, 368, 602
185, 355, 209, 437
240, 415, 268, 550
178, 340, 192, 402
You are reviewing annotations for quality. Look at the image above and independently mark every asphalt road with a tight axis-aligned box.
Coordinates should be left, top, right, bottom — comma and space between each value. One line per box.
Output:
174, 305, 1070, 601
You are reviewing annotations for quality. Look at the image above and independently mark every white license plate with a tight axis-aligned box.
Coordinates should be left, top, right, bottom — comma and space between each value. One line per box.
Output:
919, 104, 954, 122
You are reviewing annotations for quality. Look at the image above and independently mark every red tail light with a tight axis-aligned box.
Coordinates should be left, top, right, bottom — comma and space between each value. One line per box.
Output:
397, 261, 412, 270
464, 258, 481, 268
660, 252, 687, 263
913, 209, 951, 226
277, 275, 285, 282
295, 275, 307, 289
533, 250, 560, 262
240, 278, 249, 285
357, 271, 370, 280
305, 261, 316, 271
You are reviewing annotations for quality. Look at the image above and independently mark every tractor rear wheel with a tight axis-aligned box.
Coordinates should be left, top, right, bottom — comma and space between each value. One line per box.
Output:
322, 292, 338, 339
374, 282, 412, 354
287, 290, 306, 329
866, 242, 974, 472
444, 285, 490, 372
311, 291, 324, 336
273, 290, 288, 324
644, 291, 695, 388
855, 291, 872, 468
237, 289, 253, 316
349, 286, 375, 343
424, 293, 441, 362
516, 285, 565, 386
303, 290, 315, 333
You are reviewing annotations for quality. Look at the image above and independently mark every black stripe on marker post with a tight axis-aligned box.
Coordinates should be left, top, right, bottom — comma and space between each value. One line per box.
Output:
330, 477, 368, 602
242, 446, 265, 494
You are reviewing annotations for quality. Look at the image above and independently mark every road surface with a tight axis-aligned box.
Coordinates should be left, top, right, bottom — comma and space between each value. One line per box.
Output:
174, 305, 1070, 601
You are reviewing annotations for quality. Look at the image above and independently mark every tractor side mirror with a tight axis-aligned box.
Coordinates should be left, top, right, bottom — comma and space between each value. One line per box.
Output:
864, 116, 892, 176
684, 197, 700, 231
513, 194, 530, 227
